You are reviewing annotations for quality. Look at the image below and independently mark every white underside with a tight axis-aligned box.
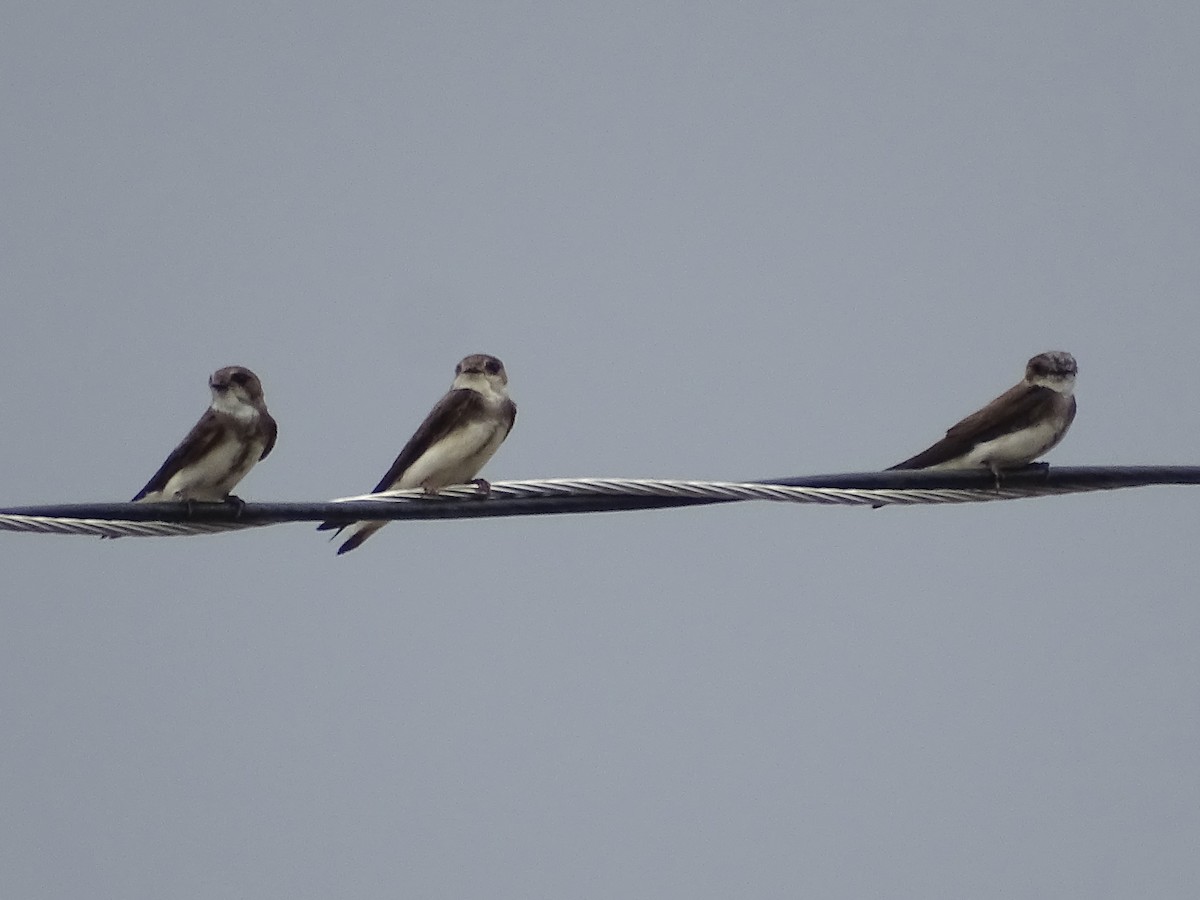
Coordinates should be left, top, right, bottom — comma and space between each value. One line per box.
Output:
138, 434, 266, 502
397, 419, 507, 490
339, 417, 509, 547
925, 418, 1065, 471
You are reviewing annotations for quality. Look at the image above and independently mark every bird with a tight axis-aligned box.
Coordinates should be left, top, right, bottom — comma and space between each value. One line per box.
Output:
132, 366, 277, 504
320, 353, 517, 555
888, 350, 1077, 478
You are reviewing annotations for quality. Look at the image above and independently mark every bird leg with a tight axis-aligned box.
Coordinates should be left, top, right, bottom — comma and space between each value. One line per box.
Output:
989, 464, 1003, 492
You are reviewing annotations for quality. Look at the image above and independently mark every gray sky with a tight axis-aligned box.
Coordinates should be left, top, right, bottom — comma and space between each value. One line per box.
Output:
3, 2, 1199, 897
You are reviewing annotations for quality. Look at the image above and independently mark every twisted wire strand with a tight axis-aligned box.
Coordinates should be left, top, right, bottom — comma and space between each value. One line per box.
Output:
1, 466, 1196, 540
0, 515, 261, 539
333, 478, 1088, 507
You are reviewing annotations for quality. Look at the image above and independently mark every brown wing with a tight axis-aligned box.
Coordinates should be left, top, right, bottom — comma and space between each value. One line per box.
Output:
500, 397, 517, 436
317, 390, 512, 535
131, 409, 229, 500
370, 388, 493, 492
258, 409, 278, 460
889, 384, 1066, 470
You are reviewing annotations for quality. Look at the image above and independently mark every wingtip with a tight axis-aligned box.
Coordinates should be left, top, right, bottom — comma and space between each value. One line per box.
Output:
336, 532, 368, 555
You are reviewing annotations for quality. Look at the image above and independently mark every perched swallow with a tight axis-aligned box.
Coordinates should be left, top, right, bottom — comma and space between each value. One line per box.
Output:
320, 353, 517, 555
132, 366, 277, 503
888, 351, 1077, 475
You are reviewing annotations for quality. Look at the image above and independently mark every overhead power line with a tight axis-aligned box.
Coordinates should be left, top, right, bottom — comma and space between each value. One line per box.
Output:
0, 466, 1196, 540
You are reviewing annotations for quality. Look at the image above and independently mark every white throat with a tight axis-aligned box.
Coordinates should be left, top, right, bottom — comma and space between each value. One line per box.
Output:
211, 390, 259, 421
1027, 372, 1075, 396
453, 372, 508, 404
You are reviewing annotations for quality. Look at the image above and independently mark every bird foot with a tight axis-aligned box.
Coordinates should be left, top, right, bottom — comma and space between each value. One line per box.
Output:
471, 478, 492, 499
225, 495, 246, 519
1023, 461, 1051, 480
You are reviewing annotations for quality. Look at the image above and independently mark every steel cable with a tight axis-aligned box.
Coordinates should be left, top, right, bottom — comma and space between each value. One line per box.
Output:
1, 466, 1196, 540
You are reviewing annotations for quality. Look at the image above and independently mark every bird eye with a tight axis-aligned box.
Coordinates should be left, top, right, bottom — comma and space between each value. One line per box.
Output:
485, 359, 501, 374
230, 372, 249, 386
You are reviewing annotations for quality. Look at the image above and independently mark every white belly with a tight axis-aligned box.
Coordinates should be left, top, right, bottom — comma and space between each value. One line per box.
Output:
928, 420, 1063, 471
334, 413, 510, 551
152, 437, 261, 501
396, 420, 506, 491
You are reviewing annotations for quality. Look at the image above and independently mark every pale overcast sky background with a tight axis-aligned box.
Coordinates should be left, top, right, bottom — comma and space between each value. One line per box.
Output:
2, 3, 1199, 898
